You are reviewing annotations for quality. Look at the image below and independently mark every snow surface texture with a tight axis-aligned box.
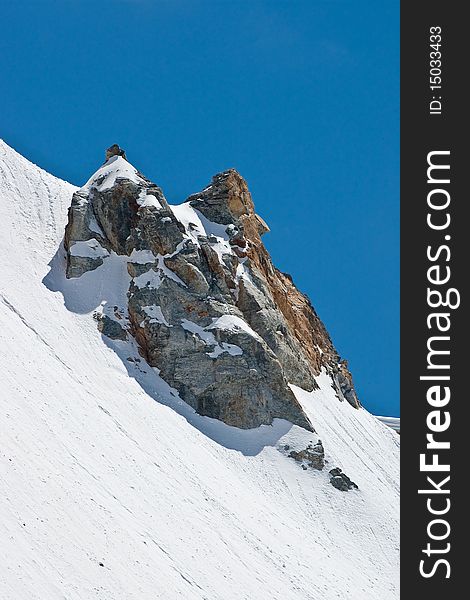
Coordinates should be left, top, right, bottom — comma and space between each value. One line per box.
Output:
81, 155, 143, 192
0, 140, 400, 600
377, 416, 400, 433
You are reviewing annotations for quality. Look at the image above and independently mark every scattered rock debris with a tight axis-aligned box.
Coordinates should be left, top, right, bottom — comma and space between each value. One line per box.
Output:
328, 467, 358, 491
287, 440, 325, 470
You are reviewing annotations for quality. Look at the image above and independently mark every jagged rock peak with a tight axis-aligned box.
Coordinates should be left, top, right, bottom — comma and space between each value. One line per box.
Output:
188, 169, 270, 236
63, 148, 360, 430
105, 143, 127, 161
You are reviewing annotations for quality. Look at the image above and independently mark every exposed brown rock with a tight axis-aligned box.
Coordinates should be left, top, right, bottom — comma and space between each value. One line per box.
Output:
189, 169, 360, 405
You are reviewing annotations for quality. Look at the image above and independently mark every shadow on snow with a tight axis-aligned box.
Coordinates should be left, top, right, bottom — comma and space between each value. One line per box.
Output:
42, 244, 293, 456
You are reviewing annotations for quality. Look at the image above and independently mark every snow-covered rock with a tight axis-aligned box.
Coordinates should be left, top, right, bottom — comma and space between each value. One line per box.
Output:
63, 145, 361, 430
0, 139, 399, 600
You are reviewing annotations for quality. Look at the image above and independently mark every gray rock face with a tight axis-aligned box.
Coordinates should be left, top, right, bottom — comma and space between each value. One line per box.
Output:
329, 468, 358, 491
332, 361, 360, 408
96, 314, 127, 341
64, 146, 361, 430
105, 143, 127, 161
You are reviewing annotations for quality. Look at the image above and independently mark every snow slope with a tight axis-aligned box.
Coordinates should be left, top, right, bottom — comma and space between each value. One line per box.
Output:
377, 416, 400, 433
0, 140, 399, 600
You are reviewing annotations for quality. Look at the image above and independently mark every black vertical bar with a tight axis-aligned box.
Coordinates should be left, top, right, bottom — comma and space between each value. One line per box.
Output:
401, 2, 466, 596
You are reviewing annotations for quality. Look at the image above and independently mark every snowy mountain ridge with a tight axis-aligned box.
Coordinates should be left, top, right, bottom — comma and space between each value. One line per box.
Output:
0, 139, 399, 600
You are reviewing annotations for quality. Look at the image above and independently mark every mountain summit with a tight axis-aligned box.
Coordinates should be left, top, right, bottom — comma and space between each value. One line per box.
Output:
0, 140, 399, 600
64, 145, 359, 431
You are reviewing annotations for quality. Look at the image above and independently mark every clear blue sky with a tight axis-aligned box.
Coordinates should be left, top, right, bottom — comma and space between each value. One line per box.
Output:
0, 1, 399, 417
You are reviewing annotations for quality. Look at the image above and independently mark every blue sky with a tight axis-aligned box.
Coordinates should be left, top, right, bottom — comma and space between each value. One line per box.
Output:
0, 0, 399, 416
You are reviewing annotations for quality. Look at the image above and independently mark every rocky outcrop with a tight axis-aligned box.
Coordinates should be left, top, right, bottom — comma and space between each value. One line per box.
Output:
187, 170, 360, 408
328, 468, 359, 491
288, 440, 325, 470
64, 145, 360, 430
105, 143, 127, 161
